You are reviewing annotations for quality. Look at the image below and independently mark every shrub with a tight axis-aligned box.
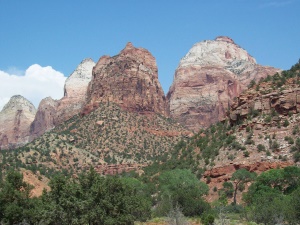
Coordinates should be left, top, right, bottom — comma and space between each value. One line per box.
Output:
228, 154, 235, 161
201, 213, 215, 225
257, 144, 266, 152
283, 119, 290, 127
264, 115, 272, 123
271, 141, 280, 151
293, 125, 300, 135
244, 151, 250, 157
285, 136, 294, 145
248, 79, 256, 88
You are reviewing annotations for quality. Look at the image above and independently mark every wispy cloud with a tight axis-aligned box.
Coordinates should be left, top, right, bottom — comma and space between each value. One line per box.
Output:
0, 65, 66, 110
259, 0, 294, 8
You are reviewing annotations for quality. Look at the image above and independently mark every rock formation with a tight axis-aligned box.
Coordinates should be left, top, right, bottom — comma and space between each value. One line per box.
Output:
30, 58, 95, 139
29, 97, 58, 138
83, 42, 168, 116
229, 87, 300, 124
0, 95, 36, 149
56, 58, 95, 124
167, 36, 280, 131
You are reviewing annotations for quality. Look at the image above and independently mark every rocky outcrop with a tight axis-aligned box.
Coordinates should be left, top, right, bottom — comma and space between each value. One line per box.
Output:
30, 59, 95, 140
29, 97, 58, 138
167, 36, 280, 131
94, 163, 147, 176
229, 87, 300, 123
0, 95, 36, 149
83, 42, 168, 116
204, 161, 293, 182
203, 161, 294, 203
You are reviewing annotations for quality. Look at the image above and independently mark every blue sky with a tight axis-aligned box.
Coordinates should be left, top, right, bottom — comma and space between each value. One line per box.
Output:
0, 0, 299, 109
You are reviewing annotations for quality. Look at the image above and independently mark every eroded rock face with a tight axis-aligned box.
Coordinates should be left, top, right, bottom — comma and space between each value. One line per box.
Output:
30, 59, 95, 140
203, 161, 293, 203
56, 58, 95, 124
0, 95, 36, 149
167, 36, 280, 131
83, 42, 168, 116
29, 97, 58, 139
229, 87, 300, 123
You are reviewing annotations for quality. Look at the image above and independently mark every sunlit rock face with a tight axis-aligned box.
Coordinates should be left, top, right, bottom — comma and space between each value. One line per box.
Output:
167, 36, 280, 131
83, 42, 168, 116
0, 95, 36, 149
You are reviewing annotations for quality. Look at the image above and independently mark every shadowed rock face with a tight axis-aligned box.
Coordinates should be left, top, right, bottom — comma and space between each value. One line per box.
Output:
29, 97, 58, 139
167, 36, 280, 131
83, 42, 168, 116
0, 95, 36, 149
30, 59, 95, 140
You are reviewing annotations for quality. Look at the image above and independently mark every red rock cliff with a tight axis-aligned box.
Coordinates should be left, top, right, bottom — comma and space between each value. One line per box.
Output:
83, 42, 168, 116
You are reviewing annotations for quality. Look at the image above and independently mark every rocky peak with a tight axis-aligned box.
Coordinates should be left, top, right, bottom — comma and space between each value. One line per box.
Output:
179, 36, 256, 69
1, 95, 36, 114
124, 42, 134, 49
0, 95, 36, 149
118, 42, 158, 78
215, 36, 235, 44
83, 43, 168, 116
64, 58, 95, 98
167, 36, 280, 131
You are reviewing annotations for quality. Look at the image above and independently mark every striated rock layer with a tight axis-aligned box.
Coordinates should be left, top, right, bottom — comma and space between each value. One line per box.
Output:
30, 58, 95, 140
167, 36, 280, 131
83, 42, 168, 116
0, 95, 36, 149
229, 87, 300, 124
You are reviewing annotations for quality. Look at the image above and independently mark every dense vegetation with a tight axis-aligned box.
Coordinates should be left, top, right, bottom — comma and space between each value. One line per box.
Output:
243, 166, 300, 224
0, 168, 151, 225
1, 166, 300, 224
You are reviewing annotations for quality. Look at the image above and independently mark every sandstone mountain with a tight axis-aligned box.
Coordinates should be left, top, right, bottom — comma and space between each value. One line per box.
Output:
167, 36, 280, 131
162, 61, 300, 202
0, 95, 36, 150
83, 42, 168, 116
30, 58, 95, 140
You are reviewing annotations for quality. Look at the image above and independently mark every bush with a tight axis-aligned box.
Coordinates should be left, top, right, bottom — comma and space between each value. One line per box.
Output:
257, 144, 266, 152
156, 169, 210, 217
283, 119, 290, 127
293, 125, 300, 135
201, 213, 215, 225
264, 115, 272, 123
243, 151, 250, 157
248, 79, 256, 88
285, 136, 294, 144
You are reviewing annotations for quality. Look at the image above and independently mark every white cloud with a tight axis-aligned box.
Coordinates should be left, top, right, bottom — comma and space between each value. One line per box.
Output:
0, 64, 67, 110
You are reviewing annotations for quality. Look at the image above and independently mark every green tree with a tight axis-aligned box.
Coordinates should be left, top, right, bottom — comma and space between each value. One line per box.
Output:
243, 167, 300, 224
0, 170, 35, 225
248, 190, 292, 225
222, 181, 234, 197
39, 168, 151, 225
231, 169, 256, 205
157, 169, 209, 217
290, 187, 300, 223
